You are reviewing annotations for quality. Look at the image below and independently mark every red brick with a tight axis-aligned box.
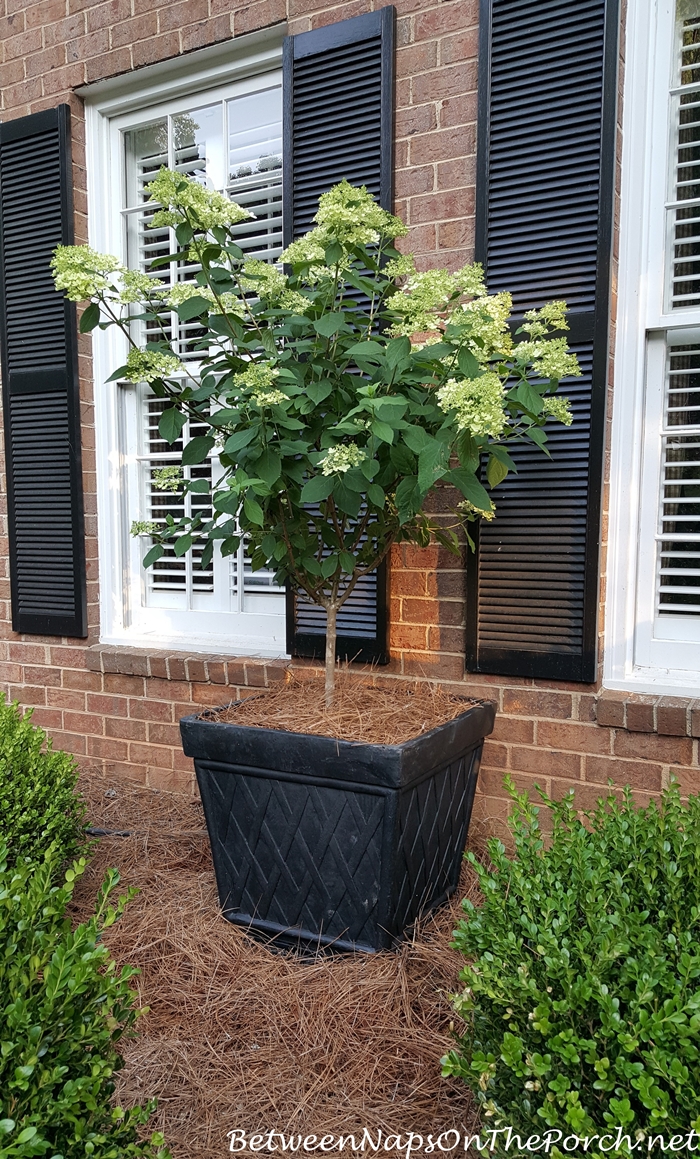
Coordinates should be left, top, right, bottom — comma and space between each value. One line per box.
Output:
53, 731, 88, 756
85, 0, 131, 31
84, 46, 132, 82
63, 710, 104, 735
30, 707, 64, 730
131, 31, 180, 68
584, 754, 662, 791
412, 62, 477, 106
595, 691, 625, 727
128, 697, 174, 722
656, 696, 689, 736
396, 40, 437, 77
23, 664, 62, 687
537, 720, 612, 755
391, 624, 430, 650
106, 716, 147, 741
3, 27, 42, 60
47, 688, 86, 711
158, 0, 208, 32
10, 685, 47, 706
0, 662, 22, 682
502, 689, 573, 720
192, 683, 230, 705
63, 668, 102, 691
395, 103, 438, 139
490, 716, 535, 745
410, 187, 475, 224
167, 657, 187, 681
669, 766, 700, 796
147, 721, 183, 746
440, 28, 479, 64
105, 673, 146, 696
691, 700, 700, 738
148, 655, 169, 679
440, 94, 476, 129
110, 11, 157, 47
401, 597, 441, 624
185, 658, 207, 682
9, 643, 47, 664
129, 741, 174, 768
481, 740, 508, 769
50, 645, 88, 668
414, 3, 478, 40
510, 746, 583, 780
43, 12, 85, 46
88, 735, 128, 762
613, 730, 693, 766
230, 0, 286, 34
206, 661, 227, 684
625, 694, 656, 733
86, 693, 128, 717
142, 677, 191, 701
244, 662, 269, 688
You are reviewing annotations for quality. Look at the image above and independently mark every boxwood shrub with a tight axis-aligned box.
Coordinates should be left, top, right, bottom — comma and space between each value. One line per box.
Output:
0, 846, 170, 1159
443, 780, 700, 1150
0, 697, 85, 868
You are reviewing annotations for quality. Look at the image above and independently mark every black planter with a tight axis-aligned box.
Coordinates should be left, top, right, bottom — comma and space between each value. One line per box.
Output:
180, 698, 495, 954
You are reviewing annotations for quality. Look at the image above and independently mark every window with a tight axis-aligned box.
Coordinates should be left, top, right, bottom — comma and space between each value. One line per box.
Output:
608, 0, 700, 692
85, 42, 288, 655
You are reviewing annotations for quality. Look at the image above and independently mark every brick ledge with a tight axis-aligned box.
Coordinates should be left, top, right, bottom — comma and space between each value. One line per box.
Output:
85, 644, 293, 688
596, 690, 700, 738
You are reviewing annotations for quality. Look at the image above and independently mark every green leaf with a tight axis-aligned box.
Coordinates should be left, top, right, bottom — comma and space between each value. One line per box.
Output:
486, 453, 509, 488
456, 430, 479, 472
255, 449, 282, 486
324, 241, 344, 265
321, 554, 339, 578
105, 363, 131, 382
174, 534, 193, 557
339, 551, 355, 573
345, 340, 385, 364
402, 426, 433, 454
301, 555, 323, 575
313, 313, 348, 338
457, 347, 481, 378
395, 475, 421, 523
142, 544, 164, 568
158, 408, 186, 444
334, 480, 361, 518
489, 444, 517, 471
181, 435, 215, 465
16, 1127, 38, 1144
79, 301, 101, 333
418, 440, 449, 494
307, 380, 333, 404
360, 458, 379, 480
300, 475, 335, 503
243, 495, 265, 525
447, 467, 492, 511
176, 222, 194, 245
176, 295, 212, 321
386, 335, 411, 368
512, 382, 544, 414
224, 428, 257, 455
367, 483, 385, 507
187, 478, 211, 493
390, 444, 416, 473
370, 419, 395, 444
342, 466, 368, 492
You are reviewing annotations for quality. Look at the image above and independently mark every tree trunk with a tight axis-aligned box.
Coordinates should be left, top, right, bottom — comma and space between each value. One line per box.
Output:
324, 602, 337, 709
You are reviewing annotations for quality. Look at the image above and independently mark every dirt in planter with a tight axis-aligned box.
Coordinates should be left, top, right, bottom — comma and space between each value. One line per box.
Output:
71, 768, 481, 1159
205, 673, 485, 745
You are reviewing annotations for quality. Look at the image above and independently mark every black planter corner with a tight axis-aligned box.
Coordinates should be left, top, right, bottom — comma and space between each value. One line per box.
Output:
180, 698, 495, 954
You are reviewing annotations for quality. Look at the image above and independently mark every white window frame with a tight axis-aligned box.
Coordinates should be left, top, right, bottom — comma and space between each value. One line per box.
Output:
82, 30, 291, 657
607, 0, 700, 694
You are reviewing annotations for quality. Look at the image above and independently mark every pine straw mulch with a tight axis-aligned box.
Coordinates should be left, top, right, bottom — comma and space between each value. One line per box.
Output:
206, 673, 484, 745
70, 767, 482, 1158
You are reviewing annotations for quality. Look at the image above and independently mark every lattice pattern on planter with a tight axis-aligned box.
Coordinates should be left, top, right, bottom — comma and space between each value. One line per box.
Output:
195, 760, 389, 951
393, 749, 481, 936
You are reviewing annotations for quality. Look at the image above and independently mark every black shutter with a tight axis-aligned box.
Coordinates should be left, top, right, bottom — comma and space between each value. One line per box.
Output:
0, 105, 87, 638
283, 7, 394, 664
467, 0, 619, 682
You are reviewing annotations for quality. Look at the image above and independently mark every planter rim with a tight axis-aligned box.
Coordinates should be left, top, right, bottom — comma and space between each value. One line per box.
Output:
180, 697, 496, 790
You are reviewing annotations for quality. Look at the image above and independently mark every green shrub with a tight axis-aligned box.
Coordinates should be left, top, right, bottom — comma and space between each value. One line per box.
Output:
0, 846, 169, 1159
443, 780, 700, 1151
0, 697, 86, 868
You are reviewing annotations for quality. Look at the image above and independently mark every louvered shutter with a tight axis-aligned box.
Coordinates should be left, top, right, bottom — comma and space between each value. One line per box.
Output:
467, 0, 619, 682
283, 7, 394, 664
0, 105, 87, 638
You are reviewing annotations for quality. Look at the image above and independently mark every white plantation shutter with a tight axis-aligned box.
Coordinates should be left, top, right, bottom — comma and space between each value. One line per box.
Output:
669, 12, 700, 308
115, 78, 286, 641
655, 342, 700, 620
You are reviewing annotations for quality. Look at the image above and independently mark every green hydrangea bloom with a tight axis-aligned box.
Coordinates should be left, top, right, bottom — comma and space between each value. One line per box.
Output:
152, 466, 183, 492
131, 520, 160, 536
436, 372, 507, 437
319, 443, 366, 476
119, 268, 164, 304
542, 396, 574, 425
51, 244, 121, 301
515, 337, 581, 381
251, 389, 288, 407
145, 167, 253, 231
123, 348, 182, 384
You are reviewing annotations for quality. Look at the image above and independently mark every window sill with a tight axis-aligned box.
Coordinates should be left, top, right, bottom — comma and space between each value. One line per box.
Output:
85, 643, 292, 688
596, 690, 700, 738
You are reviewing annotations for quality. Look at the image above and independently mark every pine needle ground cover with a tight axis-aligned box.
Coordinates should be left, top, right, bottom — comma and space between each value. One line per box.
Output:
71, 769, 481, 1158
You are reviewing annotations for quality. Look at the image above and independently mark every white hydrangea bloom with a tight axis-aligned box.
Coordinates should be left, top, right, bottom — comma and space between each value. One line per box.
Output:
123, 348, 182, 383
541, 396, 573, 425
119, 268, 165, 303
145, 167, 254, 231
515, 337, 581, 381
436, 372, 506, 437
319, 443, 366, 476
251, 389, 288, 407
51, 244, 121, 301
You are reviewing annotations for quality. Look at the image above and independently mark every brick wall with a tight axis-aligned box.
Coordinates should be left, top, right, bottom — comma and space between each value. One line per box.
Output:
0, 0, 697, 833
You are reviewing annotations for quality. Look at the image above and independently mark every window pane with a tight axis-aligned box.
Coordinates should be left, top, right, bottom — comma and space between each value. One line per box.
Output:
173, 104, 224, 190
124, 119, 168, 207
657, 344, 700, 616
227, 88, 283, 260
669, 2, 700, 307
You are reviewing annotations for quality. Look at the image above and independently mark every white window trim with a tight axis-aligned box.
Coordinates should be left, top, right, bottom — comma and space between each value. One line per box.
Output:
83, 29, 291, 658
607, 0, 700, 694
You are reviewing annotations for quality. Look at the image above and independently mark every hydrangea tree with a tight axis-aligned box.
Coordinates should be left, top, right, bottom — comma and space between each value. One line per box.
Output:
52, 174, 579, 705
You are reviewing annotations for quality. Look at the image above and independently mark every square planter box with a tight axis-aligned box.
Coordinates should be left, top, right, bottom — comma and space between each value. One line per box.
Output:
180, 698, 495, 954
